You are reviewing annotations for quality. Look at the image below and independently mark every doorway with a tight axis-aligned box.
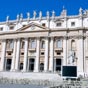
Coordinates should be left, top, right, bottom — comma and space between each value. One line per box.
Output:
6, 59, 12, 71
29, 58, 35, 72
40, 63, 44, 72
55, 59, 62, 72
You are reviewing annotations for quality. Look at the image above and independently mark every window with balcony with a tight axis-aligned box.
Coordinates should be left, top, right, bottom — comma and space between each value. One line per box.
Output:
21, 41, 25, 49
6, 40, 14, 49
56, 40, 62, 48
31, 40, 36, 49
9, 40, 14, 49
41, 41, 45, 49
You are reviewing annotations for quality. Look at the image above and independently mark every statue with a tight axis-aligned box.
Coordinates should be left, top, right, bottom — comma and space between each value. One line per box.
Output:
68, 51, 75, 65
27, 12, 30, 20
46, 11, 49, 17
20, 13, 23, 19
39, 11, 42, 19
52, 10, 55, 20
33, 11, 37, 19
17, 14, 20, 21
20, 13, 23, 21
46, 11, 50, 20
79, 7, 83, 15
6, 16, 9, 22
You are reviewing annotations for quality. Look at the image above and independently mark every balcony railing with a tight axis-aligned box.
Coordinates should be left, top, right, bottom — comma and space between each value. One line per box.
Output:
28, 48, 36, 52
55, 47, 63, 52
6, 48, 13, 52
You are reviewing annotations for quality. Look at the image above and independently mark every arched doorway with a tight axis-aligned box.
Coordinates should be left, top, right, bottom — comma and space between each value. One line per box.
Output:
40, 63, 44, 72
54, 58, 62, 72
29, 58, 35, 72
6, 59, 12, 71
20, 63, 23, 70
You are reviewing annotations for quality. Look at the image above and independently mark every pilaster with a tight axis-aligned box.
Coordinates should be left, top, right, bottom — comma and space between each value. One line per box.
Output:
49, 37, 54, 72
15, 38, 20, 71
23, 38, 28, 72
1, 39, 6, 71
11, 39, 17, 71
44, 37, 49, 72
34, 37, 40, 72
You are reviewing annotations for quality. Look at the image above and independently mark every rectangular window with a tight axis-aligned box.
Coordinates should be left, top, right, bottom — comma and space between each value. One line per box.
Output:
0, 27, 3, 31
42, 23, 46, 27
57, 40, 62, 48
10, 26, 14, 30
71, 22, 75, 26
56, 23, 62, 27
10, 40, 14, 49
41, 52, 44, 55
41, 41, 45, 49
31, 40, 36, 49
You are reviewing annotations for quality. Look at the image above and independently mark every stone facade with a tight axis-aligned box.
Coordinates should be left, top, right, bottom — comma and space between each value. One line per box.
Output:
0, 8, 88, 77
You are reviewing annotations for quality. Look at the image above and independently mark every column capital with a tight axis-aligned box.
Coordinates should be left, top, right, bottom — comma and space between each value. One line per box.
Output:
36, 37, 40, 40
63, 36, 68, 40
50, 37, 54, 39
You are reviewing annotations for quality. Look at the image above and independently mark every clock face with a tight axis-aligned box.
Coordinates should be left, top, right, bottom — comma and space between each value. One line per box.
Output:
31, 25, 35, 30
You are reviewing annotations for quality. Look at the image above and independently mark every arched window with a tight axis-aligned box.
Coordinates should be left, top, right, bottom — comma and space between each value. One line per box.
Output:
56, 40, 62, 48
6, 40, 13, 49
41, 41, 45, 49
40, 63, 44, 71
31, 40, 36, 49
71, 40, 76, 50
9, 40, 14, 49
21, 41, 25, 49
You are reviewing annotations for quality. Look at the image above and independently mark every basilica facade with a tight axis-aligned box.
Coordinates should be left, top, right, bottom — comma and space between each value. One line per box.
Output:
0, 8, 88, 77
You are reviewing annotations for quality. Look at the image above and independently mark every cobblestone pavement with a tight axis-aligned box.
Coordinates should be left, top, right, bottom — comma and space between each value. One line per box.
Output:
0, 84, 47, 88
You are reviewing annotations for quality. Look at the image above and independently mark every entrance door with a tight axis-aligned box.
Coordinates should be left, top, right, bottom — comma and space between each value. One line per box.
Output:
6, 59, 12, 71
29, 58, 35, 72
40, 63, 44, 72
55, 59, 62, 72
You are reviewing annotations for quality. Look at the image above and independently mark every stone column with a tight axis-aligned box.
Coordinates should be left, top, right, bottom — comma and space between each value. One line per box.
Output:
11, 39, 17, 71
15, 39, 20, 71
84, 38, 86, 75
23, 38, 28, 72
1, 39, 6, 71
44, 37, 49, 72
34, 37, 40, 72
63, 37, 67, 65
49, 37, 54, 72
77, 37, 84, 75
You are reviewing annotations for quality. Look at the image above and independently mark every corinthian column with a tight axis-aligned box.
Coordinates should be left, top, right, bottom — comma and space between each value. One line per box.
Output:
15, 39, 20, 71
49, 37, 54, 72
77, 37, 84, 75
23, 38, 28, 72
11, 39, 17, 71
63, 37, 67, 65
34, 37, 40, 72
44, 37, 49, 72
1, 39, 6, 71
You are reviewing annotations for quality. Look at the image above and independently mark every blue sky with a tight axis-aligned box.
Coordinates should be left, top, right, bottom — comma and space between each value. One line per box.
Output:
0, 0, 88, 21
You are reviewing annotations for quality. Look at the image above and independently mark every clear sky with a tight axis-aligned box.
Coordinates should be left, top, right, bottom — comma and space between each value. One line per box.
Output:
0, 0, 88, 21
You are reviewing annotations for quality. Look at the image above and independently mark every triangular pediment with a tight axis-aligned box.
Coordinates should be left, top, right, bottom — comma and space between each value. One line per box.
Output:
17, 22, 48, 31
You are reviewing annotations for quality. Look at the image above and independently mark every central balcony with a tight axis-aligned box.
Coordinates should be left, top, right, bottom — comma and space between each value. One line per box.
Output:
28, 48, 36, 52
6, 48, 13, 53
54, 47, 63, 52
